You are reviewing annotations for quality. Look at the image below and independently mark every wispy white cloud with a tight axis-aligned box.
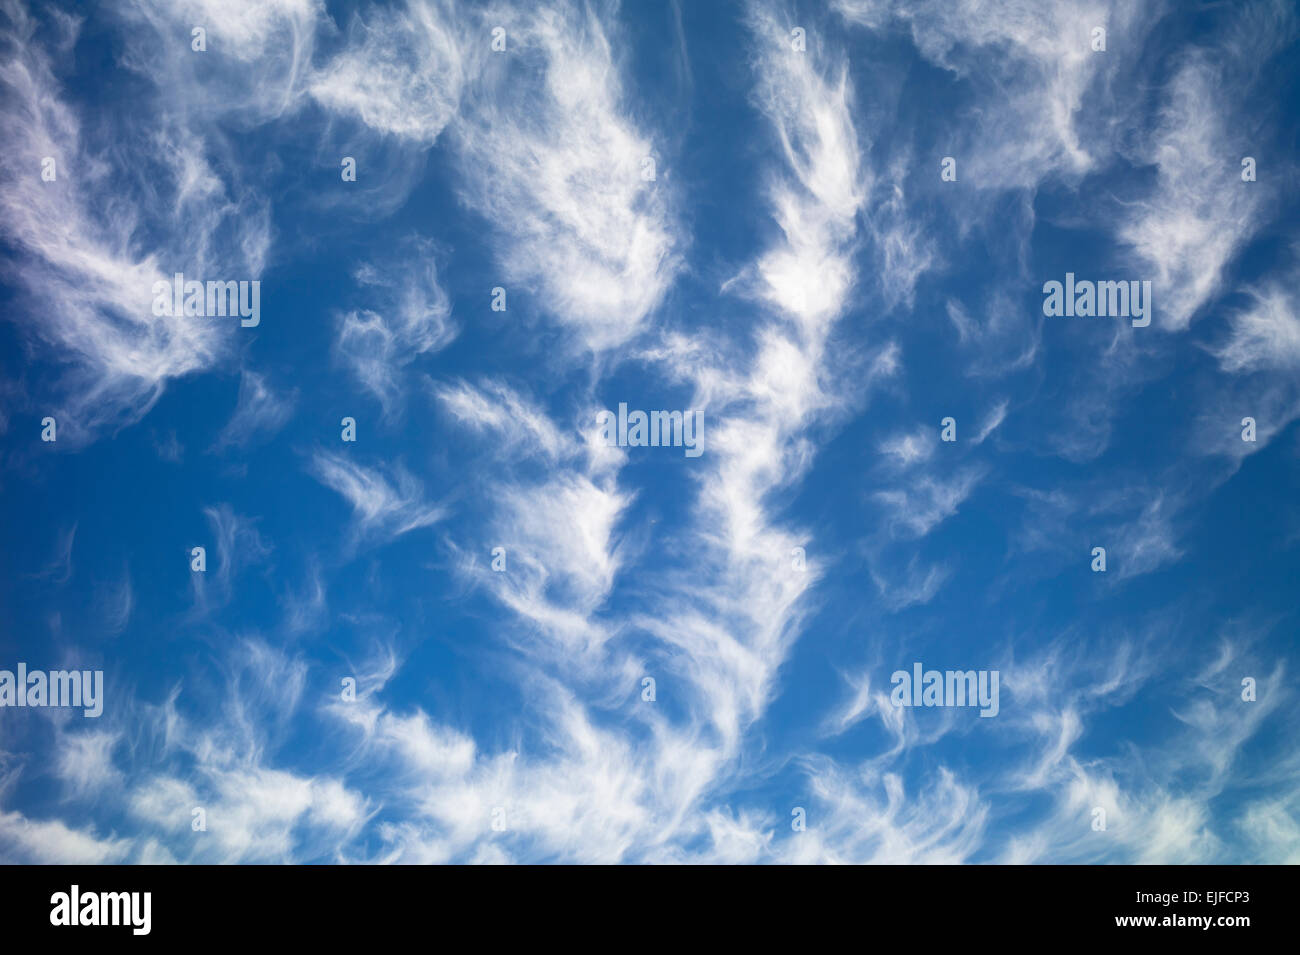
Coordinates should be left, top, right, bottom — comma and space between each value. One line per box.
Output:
0, 4, 224, 439
308, 451, 446, 543
190, 504, 272, 612
836, 0, 1142, 188
878, 428, 935, 468
0, 809, 130, 864
452, 1, 680, 349
873, 468, 985, 540
870, 555, 952, 611
1214, 277, 1300, 372
1118, 56, 1265, 331
0, 0, 302, 442
213, 371, 297, 450
432, 378, 575, 461
308, 0, 464, 144
334, 240, 457, 416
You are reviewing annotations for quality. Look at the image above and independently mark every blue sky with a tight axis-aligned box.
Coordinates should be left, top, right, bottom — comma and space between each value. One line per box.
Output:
1, 0, 1299, 864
